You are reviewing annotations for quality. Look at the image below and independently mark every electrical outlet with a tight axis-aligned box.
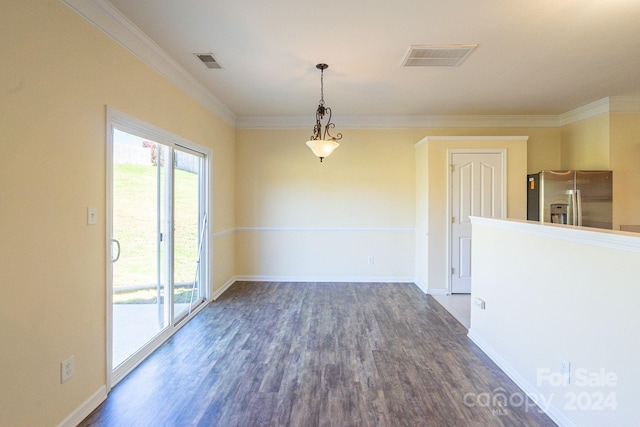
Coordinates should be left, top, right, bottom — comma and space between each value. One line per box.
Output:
559, 358, 571, 385
61, 356, 75, 383
367, 256, 374, 265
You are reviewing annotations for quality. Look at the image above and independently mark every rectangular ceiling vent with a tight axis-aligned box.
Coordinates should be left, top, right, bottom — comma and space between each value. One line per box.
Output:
195, 53, 222, 69
402, 44, 478, 67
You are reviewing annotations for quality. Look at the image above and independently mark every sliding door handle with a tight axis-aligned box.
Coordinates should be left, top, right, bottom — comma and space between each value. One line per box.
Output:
111, 239, 121, 263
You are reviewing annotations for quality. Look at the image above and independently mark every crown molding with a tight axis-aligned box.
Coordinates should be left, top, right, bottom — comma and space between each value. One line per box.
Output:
416, 136, 528, 148
558, 98, 611, 126
58, 1, 640, 131
559, 96, 640, 126
422, 136, 529, 140
61, 0, 237, 127
237, 114, 561, 129
238, 97, 640, 129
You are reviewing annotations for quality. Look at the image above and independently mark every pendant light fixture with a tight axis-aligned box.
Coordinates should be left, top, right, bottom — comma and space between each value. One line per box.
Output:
306, 63, 342, 162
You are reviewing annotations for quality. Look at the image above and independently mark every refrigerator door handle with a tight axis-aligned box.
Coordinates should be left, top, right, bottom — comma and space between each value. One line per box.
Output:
569, 190, 577, 225
576, 189, 583, 226
567, 190, 576, 225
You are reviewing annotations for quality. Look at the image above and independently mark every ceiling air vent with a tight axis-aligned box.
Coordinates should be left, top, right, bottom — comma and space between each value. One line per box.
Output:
402, 44, 478, 67
195, 53, 222, 69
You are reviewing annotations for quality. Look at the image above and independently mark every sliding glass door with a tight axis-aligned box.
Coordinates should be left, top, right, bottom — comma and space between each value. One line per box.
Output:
108, 112, 209, 383
172, 147, 206, 321
111, 131, 170, 369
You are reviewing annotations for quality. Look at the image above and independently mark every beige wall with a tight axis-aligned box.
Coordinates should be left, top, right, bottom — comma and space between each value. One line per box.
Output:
423, 137, 528, 292
412, 128, 560, 292
4, 1, 638, 425
610, 112, 640, 229
234, 126, 559, 287
470, 218, 640, 427
561, 114, 610, 170
235, 128, 558, 285
557, 112, 640, 230
0, 1, 235, 426
413, 127, 560, 174
235, 129, 417, 280
414, 140, 429, 291
527, 128, 563, 173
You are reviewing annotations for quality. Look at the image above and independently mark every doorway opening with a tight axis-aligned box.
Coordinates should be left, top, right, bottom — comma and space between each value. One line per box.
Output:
107, 108, 210, 386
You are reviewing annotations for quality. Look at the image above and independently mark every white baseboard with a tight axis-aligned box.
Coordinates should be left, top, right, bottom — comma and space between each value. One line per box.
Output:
467, 329, 575, 427
402, 279, 450, 296
59, 278, 437, 426
212, 276, 237, 300
413, 280, 428, 293
234, 275, 415, 283
58, 385, 107, 427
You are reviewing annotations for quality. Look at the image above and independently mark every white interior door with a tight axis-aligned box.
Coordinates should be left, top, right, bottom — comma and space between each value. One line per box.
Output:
450, 151, 505, 293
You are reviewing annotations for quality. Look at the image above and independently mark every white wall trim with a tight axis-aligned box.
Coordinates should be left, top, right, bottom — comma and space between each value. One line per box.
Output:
212, 228, 235, 239
467, 329, 575, 427
471, 217, 640, 254
210, 277, 426, 297
413, 280, 428, 294
58, 385, 107, 427
238, 115, 561, 129
210, 227, 418, 236
235, 227, 415, 233
61, 0, 236, 126
212, 277, 237, 300
414, 136, 429, 148
51, 2, 640, 130
559, 98, 611, 126
238, 97, 640, 129
107, 107, 213, 157
424, 136, 529, 142
235, 275, 416, 283
50, 3, 640, 130
426, 288, 449, 296
559, 96, 640, 126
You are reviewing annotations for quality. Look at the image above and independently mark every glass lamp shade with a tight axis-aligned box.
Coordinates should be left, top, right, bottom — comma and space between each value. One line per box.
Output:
306, 138, 339, 161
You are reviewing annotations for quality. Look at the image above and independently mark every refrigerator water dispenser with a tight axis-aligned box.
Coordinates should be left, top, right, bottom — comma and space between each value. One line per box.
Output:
551, 203, 568, 224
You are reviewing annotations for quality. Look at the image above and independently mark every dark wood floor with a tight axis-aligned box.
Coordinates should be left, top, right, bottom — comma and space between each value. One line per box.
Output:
81, 282, 556, 426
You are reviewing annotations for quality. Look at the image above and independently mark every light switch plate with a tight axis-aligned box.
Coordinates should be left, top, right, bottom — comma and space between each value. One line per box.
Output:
87, 207, 97, 225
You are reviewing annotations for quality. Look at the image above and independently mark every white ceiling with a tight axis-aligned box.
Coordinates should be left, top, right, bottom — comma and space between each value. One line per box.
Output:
106, 0, 640, 120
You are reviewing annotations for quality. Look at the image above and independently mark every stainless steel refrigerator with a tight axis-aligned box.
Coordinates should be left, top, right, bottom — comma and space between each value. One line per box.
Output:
527, 170, 612, 229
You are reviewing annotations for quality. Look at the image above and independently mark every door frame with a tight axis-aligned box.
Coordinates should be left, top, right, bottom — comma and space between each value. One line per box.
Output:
105, 107, 213, 390
446, 148, 507, 294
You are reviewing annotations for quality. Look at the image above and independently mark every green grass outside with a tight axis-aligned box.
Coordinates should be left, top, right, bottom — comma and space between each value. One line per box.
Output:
113, 163, 200, 303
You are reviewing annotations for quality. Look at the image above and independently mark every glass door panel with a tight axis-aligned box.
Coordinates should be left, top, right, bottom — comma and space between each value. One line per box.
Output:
112, 130, 170, 368
108, 110, 210, 383
173, 149, 205, 321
